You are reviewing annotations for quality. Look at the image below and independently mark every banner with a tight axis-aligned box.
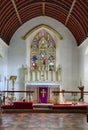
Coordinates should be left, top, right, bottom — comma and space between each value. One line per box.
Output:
39, 87, 48, 103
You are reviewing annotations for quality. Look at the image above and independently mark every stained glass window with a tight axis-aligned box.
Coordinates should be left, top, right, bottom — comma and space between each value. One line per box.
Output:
30, 29, 56, 71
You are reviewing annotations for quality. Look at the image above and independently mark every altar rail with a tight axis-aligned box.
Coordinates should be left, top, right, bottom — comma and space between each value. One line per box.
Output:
0, 91, 88, 104
0, 90, 88, 93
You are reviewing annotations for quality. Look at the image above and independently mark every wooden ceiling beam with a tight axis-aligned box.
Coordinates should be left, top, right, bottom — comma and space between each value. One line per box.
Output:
11, 0, 22, 25
65, 0, 76, 25
42, 2, 45, 15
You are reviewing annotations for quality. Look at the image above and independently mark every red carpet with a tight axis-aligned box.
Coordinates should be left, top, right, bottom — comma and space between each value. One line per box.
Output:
1, 101, 88, 113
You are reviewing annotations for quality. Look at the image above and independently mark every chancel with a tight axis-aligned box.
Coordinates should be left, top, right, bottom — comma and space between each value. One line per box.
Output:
0, 0, 88, 114
0, 22, 88, 105
0, 1, 88, 129
20, 28, 63, 104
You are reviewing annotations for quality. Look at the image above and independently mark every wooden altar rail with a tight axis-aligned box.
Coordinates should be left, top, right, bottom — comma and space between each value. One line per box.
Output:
0, 91, 34, 93
0, 91, 88, 93
51, 91, 88, 94
52, 91, 88, 103
0, 91, 88, 104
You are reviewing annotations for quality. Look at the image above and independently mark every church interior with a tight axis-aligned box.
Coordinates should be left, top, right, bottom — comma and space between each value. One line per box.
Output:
0, 0, 88, 129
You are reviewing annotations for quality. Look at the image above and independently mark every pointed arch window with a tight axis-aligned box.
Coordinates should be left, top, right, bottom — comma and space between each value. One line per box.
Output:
30, 29, 56, 71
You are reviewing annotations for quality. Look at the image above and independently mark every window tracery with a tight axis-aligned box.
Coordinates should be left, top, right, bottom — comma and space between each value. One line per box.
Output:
30, 29, 56, 71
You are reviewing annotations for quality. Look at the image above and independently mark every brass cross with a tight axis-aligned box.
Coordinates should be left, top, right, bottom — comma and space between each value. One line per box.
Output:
41, 89, 46, 97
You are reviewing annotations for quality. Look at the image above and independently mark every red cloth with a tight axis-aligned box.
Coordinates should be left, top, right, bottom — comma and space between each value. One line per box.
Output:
52, 104, 88, 109
2, 102, 34, 109
87, 115, 88, 122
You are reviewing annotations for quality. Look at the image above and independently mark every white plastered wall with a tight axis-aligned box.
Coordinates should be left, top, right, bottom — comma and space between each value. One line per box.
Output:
8, 16, 79, 100
0, 38, 8, 91
78, 38, 88, 102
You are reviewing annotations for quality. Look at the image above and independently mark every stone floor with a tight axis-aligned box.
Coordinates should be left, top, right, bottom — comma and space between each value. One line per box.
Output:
0, 113, 88, 130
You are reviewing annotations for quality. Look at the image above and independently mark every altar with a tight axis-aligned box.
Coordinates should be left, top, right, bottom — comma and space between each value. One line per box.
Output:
25, 82, 61, 103
23, 63, 62, 103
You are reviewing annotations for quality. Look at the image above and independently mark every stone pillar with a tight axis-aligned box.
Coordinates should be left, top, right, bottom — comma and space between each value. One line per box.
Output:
35, 70, 38, 81
46, 70, 48, 80
58, 65, 62, 83
56, 70, 58, 81
51, 71, 53, 81
30, 70, 32, 81
41, 70, 44, 81
39, 70, 41, 80
24, 67, 28, 81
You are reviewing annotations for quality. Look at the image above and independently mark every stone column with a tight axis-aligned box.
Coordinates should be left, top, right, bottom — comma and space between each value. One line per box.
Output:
39, 70, 41, 80
24, 67, 28, 81
58, 65, 62, 83
30, 70, 32, 81
46, 70, 48, 80
35, 70, 38, 81
56, 70, 58, 81
51, 71, 53, 81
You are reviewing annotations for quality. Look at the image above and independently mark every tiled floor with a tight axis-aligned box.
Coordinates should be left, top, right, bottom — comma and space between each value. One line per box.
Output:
0, 113, 88, 130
